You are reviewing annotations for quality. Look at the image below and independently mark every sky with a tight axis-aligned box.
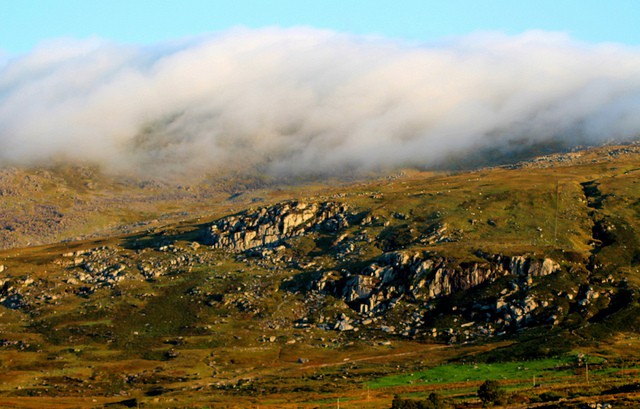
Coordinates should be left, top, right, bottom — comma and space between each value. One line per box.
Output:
1, 1, 640, 178
2, 0, 640, 55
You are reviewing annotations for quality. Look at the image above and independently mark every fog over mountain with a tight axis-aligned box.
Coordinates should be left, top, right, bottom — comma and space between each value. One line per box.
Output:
1, 27, 640, 177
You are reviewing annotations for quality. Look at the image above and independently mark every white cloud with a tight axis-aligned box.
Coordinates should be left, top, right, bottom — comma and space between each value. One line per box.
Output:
1, 27, 640, 177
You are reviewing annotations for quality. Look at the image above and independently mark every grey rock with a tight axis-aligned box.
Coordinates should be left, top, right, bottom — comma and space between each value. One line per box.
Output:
204, 201, 352, 252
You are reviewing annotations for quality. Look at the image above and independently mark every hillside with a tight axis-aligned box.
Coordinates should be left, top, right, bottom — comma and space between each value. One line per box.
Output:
1, 144, 640, 408
0, 164, 343, 250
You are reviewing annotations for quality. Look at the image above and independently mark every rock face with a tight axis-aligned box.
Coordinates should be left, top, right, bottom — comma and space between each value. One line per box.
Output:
204, 201, 351, 251
316, 251, 561, 314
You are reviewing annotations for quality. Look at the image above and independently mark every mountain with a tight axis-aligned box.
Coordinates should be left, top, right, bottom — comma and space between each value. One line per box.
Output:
1, 144, 640, 408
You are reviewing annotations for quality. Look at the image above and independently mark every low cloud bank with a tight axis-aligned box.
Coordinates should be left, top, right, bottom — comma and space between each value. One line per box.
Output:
1, 27, 640, 176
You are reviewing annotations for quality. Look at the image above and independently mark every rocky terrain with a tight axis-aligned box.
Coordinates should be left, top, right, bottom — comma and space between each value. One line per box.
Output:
1, 143, 640, 408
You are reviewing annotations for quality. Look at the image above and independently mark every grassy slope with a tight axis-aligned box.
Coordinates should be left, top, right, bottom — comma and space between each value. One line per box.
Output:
1, 145, 640, 408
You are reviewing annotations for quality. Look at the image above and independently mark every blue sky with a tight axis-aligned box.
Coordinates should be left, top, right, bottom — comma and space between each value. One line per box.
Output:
2, 0, 639, 55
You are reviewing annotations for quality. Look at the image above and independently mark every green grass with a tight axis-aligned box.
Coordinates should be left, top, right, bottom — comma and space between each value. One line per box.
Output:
367, 357, 577, 388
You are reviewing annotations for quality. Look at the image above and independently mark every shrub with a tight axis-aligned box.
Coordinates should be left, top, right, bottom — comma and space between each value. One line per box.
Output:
391, 392, 449, 409
478, 380, 504, 407
427, 392, 449, 408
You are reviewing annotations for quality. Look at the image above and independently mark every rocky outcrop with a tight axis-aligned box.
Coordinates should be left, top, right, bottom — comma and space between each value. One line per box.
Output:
418, 222, 460, 245
203, 201, 352, 251
499, 255, 561, 277
61, 246, 133, 288
316, 251, 561, 314
58, 244, 204, 294
0, 278, 25, 309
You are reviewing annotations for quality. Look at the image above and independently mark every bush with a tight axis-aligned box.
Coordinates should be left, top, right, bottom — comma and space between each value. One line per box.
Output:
391, 392, 449, 409
427, 392, 448, 409
478, 380, 504, 407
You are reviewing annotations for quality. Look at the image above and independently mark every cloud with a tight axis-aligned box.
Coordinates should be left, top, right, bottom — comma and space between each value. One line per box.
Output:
1, 27, 640, 177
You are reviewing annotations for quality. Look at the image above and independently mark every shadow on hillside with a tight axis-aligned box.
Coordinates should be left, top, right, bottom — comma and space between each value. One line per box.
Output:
119, 222, 211, 251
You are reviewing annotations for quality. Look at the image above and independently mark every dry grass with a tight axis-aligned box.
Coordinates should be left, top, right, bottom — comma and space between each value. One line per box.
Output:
2, 144, 640, 407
